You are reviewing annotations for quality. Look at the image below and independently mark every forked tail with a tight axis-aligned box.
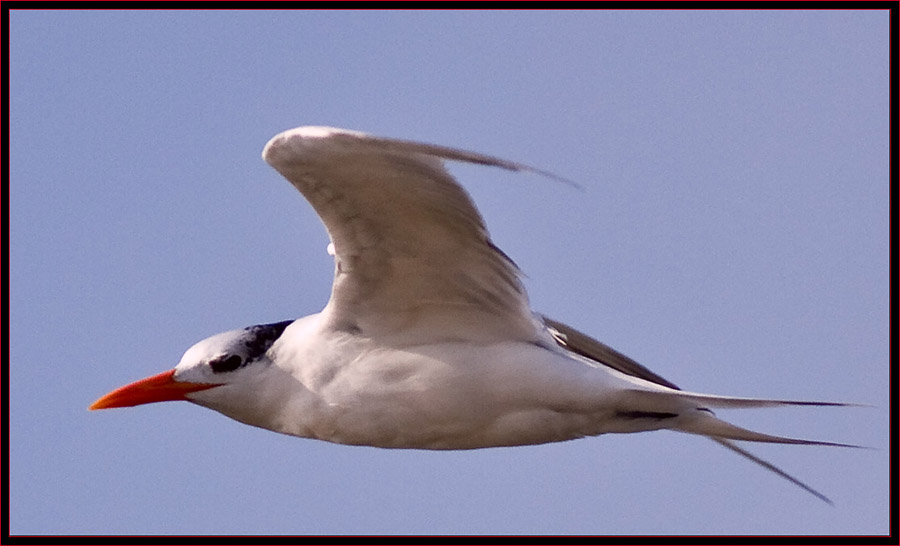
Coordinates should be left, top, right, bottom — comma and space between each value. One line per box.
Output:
668, 400, 862, 505
619, 388, 862, 504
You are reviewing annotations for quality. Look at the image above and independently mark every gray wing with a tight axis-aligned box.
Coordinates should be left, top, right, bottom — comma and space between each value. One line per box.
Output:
263, 126, 545, 343
542, 316, 681, 390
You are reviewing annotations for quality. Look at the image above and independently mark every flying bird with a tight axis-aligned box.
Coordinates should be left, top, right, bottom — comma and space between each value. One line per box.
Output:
91, 126, 855, 503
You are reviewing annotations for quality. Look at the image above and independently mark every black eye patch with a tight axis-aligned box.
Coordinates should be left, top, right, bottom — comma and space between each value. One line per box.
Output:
209, 354, 244, 374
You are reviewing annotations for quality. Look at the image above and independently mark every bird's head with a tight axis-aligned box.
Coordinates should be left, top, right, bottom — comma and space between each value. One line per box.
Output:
89, 320, 294, 410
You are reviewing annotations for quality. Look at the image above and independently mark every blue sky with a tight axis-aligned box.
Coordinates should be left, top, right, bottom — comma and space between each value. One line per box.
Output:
10, 10, 889, 535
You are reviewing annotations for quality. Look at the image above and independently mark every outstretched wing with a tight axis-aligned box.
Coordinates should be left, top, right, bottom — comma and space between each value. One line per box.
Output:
262, 126, 546, 344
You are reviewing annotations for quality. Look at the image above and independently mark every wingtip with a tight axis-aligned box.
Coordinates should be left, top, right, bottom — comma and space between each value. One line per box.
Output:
261, 126, 578, 189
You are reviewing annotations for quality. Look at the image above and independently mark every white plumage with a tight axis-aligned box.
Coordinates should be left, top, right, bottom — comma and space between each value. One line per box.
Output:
91, 126, 856, 503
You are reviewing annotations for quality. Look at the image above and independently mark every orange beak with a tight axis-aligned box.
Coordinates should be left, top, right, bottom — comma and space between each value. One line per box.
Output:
89, 369, 219, 410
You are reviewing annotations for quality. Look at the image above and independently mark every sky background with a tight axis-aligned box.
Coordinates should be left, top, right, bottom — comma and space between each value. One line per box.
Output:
10, 10, 889, 536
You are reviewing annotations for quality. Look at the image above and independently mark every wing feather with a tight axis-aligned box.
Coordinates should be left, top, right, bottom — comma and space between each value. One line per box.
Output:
543, 316, 681, 390
263, 126, 541, 343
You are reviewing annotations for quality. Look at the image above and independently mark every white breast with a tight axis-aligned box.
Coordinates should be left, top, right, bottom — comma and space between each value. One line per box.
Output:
184, 314, 670, 449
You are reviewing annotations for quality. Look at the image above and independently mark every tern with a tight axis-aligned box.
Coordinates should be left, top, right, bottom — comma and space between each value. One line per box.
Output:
91, 126, 855, 503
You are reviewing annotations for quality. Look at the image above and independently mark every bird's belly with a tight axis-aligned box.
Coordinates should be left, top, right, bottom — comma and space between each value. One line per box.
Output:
267, 339, 642, 449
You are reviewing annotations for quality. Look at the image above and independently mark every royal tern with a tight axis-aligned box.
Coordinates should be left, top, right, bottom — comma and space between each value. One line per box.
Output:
91, 126, 855, 503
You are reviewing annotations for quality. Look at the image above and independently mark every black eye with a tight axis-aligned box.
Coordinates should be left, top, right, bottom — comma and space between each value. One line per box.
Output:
209, 354, 244, 373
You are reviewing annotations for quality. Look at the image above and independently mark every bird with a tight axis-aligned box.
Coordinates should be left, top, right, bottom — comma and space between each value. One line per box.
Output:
90, 126, 856, 504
